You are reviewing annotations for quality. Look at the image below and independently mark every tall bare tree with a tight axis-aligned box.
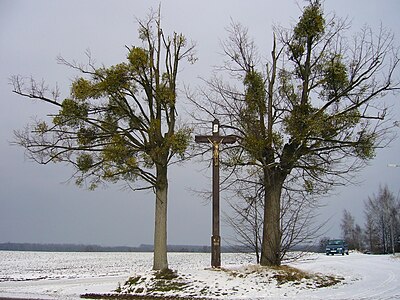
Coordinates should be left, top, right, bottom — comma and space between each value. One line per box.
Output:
11, 10, 195, 270
191, 0, 399, 266
341, 209, 363, 250
224, 175, 263, 263
225, 169, 324, 263
364, 185, 400, 254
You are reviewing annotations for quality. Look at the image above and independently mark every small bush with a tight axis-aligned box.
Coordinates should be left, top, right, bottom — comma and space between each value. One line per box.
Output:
125, 276, 141, 286
151, 280, 187, 292
115, 282, 122, 293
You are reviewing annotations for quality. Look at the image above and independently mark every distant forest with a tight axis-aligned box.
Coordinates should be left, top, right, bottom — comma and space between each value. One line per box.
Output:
0, 242, 319, 253
0, 242, 250, 253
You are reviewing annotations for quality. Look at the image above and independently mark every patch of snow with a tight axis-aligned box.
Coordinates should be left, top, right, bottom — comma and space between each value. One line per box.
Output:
0, 251, 399, 299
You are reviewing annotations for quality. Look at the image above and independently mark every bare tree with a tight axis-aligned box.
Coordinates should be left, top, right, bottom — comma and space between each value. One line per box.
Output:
364, 209, 380, 253
341, 210, 363, 250
365, 185, 400, 254
224, 179, 263, 263
225, 164, 327, 263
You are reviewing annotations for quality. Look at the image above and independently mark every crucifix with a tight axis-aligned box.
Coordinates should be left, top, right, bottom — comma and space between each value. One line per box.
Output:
195, 119, 237, 268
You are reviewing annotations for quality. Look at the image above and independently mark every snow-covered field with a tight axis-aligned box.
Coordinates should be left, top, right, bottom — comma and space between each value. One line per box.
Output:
0, 250, 399, 299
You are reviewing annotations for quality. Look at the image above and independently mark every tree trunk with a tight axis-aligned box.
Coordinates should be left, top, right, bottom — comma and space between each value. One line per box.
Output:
254, 202, 260, 264
381, 216, 386, 254
260, 171, 284, 266
153, 164, 168, 270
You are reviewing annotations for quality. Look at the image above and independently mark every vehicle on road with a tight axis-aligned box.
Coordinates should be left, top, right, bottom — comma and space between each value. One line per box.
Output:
326, 239, 349, 255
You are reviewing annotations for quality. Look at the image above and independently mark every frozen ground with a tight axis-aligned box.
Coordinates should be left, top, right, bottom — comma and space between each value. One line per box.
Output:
0, 251, 399, 299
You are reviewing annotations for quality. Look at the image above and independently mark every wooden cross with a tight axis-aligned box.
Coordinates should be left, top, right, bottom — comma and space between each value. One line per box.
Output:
195, 119, 237, 268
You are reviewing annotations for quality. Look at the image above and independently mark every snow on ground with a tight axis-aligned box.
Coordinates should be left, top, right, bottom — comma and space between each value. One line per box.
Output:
0, 251, 399, 300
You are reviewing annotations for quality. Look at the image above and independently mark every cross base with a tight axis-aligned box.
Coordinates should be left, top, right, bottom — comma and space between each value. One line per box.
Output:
211, 235, 221, 268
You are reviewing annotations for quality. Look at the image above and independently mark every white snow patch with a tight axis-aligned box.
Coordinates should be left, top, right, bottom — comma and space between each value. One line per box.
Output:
0, 251, 399, 299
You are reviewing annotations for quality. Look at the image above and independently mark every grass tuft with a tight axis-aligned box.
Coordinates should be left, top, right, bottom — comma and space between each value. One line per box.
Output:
154, 268, 178, 280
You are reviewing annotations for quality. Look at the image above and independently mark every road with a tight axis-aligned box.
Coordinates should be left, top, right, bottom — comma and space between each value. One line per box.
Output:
291, 253, 400, 300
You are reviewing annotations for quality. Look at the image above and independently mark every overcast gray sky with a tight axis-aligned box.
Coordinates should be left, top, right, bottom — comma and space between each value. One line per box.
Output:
1, 0, 400, 247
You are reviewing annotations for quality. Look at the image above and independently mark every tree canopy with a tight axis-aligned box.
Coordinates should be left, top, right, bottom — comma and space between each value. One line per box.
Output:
11, 10, 195, 270
191, 0, 400, 266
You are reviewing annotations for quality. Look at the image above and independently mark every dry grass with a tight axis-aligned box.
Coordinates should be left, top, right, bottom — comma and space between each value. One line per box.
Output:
271, 265, 343, 287
222, 263, 343, 288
